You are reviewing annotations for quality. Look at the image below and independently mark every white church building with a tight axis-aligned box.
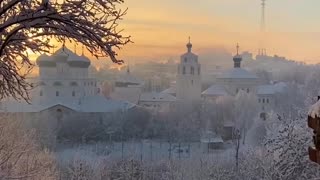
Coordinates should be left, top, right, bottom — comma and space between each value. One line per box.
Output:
0, 46, 135, 116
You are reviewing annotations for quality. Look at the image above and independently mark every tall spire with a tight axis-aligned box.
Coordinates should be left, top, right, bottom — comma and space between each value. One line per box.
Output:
186, 36, 192, 53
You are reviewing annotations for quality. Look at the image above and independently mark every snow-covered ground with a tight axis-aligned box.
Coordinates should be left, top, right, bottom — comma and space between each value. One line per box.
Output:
56, 141, 235, 164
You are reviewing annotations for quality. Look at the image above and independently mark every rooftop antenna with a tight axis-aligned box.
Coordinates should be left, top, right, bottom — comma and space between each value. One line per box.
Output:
261, 0, 266, 33
236, 43, 240, 55
259, 0, 267, 56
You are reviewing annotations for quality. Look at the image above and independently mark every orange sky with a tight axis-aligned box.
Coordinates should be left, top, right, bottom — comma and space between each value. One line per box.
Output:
28, 0, 320, 65
113, 0, 320, 64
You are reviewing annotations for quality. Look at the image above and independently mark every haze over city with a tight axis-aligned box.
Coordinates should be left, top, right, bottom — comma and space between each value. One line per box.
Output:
117, 0, 320, 64
2, 0, 320, 179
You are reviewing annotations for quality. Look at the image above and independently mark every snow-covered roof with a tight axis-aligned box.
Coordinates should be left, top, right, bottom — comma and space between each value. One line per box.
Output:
218, 68, 258, 79
200, 131, 224, 143
161, 86, 176, 95
1, 96, 135, 113
79, 96, 135, 112
309, 100, 320, 118
115, 72, 143, 85
257, 82, 287, 95
202, 85, 228, 96
223, 121, 235, 127
139, 92, 176, 102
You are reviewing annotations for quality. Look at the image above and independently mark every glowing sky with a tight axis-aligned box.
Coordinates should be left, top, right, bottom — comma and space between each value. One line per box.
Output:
116, 0, 320, 64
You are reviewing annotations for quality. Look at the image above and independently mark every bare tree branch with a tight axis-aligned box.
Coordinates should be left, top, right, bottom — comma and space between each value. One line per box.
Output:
0, 0, 131, 101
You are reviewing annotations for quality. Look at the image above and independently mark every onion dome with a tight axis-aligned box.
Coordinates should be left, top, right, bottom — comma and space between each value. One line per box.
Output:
68, 54, 91, 68
53, 46, 69, 62
186, 36, 192, 53
36, 54, 55, 67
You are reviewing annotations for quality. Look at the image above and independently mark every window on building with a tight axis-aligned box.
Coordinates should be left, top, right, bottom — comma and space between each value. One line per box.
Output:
258, 98, 261, 103
198, 67, 200, 75
191, 66, 194, 75
247, 88, 249, 93
183, 66, 186, 74
236, 88, 239, 93
267, 99, 269, 103
178, 67, 180, 74
56, 91, 59, 97
72, 91, 75, 97
184, 57, 187, 62
191, 80, 194, 85
53, 81, 63, 86
40, 91, 43, 96
70, 82, 78, 86
263, 98, 265, 103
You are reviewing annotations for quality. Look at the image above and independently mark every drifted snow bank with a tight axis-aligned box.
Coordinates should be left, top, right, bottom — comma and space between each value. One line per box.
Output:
308, 100, 320, 118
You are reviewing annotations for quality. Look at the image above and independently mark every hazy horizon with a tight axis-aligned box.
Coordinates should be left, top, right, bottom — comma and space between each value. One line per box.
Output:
114, 0, 320, 64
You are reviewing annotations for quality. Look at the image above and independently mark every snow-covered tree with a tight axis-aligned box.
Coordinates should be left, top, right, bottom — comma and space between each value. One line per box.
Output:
0, 115, 57, 179
0, 0, 131, 100
234, 91, 259, 144
263, 111, 320, 180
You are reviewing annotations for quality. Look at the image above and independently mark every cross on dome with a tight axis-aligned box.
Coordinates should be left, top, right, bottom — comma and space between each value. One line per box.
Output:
186, 36, 192, 53
236, 43, 240, 55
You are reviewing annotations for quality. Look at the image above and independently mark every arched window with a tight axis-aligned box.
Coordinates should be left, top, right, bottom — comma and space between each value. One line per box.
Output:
40, 91, 43, 96
191, 67, 194, 75
72, 91, 75, 97
183, 66, 186, 74
56, 91, 59, 97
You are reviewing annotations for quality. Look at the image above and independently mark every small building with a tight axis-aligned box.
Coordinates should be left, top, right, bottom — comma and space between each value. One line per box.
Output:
110, 66, 144, 104
138, 92, 176, 113
200, 131, 224, 152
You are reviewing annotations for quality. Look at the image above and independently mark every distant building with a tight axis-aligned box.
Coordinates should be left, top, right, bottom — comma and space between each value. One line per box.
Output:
110, 66, 144, 104
176, 38, 202, 103
138, 92, 176, 114
202, 46, 287, 118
